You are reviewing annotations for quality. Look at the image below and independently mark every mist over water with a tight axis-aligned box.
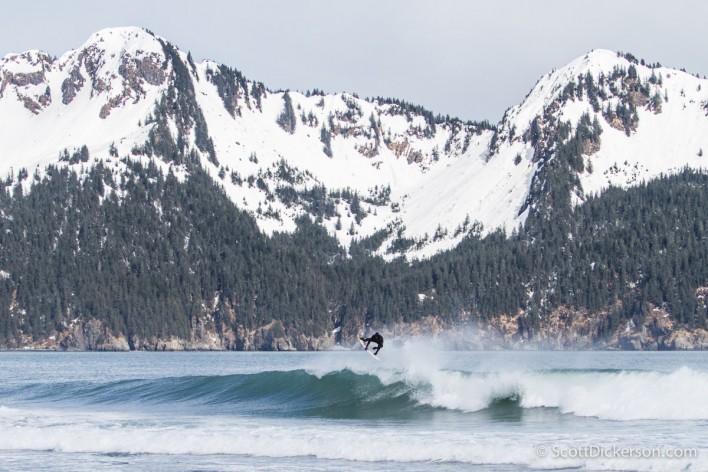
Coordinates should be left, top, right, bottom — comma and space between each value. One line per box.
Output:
0, 346, 706, 471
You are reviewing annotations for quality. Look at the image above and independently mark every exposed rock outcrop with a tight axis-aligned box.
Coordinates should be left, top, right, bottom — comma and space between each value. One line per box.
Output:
59, 319, 130, 351
3, 288, 707, 352
335, 303, 708, 351
61, 65, 85, 104
237, 320, 335, 351
4, 306, 706, 351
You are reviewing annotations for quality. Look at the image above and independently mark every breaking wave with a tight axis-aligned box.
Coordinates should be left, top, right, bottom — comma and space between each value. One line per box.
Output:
2, 365, 707, 421
1, 349, 706, 471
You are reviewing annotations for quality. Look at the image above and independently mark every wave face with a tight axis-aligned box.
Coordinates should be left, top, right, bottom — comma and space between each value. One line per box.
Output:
0, 351, 707, 471
1, 369, 426, 419
4, 365, 708, 421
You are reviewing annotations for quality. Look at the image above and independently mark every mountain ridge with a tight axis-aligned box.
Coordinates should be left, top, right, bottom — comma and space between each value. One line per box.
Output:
4, 27, 704, 260
1, 27, 491, 259
1, 28, 708, 350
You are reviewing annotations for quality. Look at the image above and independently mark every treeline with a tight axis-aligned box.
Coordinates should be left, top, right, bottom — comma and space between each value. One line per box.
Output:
331, 169, 708, 337
0, 36, 705, 344
0, 162, 335, 344
0, 158, 706, 346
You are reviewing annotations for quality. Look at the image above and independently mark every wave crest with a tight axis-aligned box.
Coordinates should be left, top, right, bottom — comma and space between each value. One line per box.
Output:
4, 359, 708, 421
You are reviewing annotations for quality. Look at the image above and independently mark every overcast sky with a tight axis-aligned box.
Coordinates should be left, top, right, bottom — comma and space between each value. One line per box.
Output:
2, 0, 706, 122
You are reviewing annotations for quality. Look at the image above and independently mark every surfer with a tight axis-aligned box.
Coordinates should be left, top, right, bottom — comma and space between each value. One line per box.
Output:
361, 332, 383, 355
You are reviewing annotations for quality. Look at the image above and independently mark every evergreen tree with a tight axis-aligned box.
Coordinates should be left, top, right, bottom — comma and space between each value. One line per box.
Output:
320, 125, 333, 157
276, 92, 297, 134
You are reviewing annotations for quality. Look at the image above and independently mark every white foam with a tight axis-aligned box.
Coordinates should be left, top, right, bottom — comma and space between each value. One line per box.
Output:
415, 365, 708, 421
0, 406, 704, 471
0, 407, 521, 462
522, 366, 708, 420
313, 341, 708, 421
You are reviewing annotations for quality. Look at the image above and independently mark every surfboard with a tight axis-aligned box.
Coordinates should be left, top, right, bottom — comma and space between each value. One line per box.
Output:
358, 335, 381, 361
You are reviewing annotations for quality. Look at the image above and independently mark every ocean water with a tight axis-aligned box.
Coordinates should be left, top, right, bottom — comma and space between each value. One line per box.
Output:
0, 343, 706, 471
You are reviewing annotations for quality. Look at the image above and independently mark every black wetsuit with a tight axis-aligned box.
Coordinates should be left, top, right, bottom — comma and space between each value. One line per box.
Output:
363, 332, 384, 355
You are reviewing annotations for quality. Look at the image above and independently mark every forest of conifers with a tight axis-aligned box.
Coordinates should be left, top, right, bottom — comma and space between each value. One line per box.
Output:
0, 157, 706, 345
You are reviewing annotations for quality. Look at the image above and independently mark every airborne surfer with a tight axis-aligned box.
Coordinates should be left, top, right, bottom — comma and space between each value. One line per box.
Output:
359, 332, 384, 355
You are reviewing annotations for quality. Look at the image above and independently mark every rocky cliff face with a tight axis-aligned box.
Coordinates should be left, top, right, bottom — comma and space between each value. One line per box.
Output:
349, 292, 708, 351
451, 306, 708, 351
3, 316, 335, 352
6, 303, 705, 351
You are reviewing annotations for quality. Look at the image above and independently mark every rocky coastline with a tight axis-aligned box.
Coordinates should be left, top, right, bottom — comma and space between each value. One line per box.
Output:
2, 302, 706, 351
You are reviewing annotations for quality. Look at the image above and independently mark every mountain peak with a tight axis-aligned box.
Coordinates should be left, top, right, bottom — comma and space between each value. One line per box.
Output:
501, 50, 626, 131
573, 48, 624, 69
61, 26, 165, 66
81, 26, 161, 51
1, 30, 707, 260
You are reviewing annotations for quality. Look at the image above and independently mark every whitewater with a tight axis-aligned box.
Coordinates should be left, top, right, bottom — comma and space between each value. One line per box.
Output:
0, 347, 705, 471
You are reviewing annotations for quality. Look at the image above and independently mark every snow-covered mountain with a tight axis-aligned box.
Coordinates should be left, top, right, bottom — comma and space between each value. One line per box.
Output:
495, 49, 708, 216
2, 27, 707, 259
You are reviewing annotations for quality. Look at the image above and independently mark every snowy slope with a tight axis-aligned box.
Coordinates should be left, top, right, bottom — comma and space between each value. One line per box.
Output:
0, 28, 167, 181
191, 68, 497, 257
2, 30, 707, 260
495, 49, 708, 203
